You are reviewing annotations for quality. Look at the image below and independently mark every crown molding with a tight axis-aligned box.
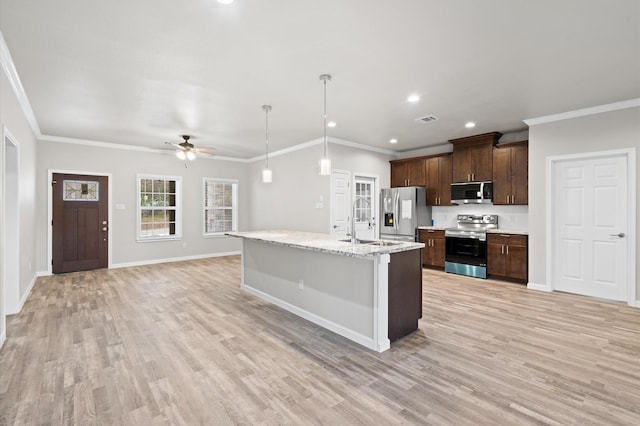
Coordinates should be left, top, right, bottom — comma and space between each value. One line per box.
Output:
38, 134, 251, 162
524, 98, 640, 126
0, 30, 41, 137
248, 136, 397, 163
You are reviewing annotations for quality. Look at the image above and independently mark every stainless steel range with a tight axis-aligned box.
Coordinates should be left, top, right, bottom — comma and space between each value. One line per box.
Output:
445, 214, 498, 279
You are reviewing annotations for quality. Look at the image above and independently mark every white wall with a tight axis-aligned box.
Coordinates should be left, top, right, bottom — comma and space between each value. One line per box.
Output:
36, 141, 249, 270
247, 141, 393, 232
0, 66, 39, 343
528, 106, 640, 300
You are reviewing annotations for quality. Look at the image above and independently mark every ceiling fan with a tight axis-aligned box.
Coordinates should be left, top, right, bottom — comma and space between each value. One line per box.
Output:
164, 135, 215, 166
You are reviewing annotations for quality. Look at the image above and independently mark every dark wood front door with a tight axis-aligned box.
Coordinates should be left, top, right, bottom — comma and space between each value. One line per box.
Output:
52, 173, 109, 273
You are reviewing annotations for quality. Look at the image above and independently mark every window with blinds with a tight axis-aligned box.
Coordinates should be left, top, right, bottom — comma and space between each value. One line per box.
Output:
203, 179, 238, 235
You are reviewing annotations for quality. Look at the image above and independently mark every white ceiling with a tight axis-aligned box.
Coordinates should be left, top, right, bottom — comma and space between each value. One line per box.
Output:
1, 0, 639, 158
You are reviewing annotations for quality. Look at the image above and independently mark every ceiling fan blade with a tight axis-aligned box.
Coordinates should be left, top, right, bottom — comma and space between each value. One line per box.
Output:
194, 147, 216, 154
164, 142, 185, 150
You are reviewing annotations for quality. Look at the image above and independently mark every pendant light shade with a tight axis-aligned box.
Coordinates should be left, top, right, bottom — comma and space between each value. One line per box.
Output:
319, 74, 332, 176
262, 104, 273, 183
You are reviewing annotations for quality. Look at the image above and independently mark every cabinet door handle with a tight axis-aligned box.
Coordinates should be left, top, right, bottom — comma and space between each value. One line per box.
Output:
507, 195, 510, 204
501, 244, 504, 254
472, 173, 475, 181
511, 195, 514, 204
506, 245, 509, 255
467, 174, 470, 182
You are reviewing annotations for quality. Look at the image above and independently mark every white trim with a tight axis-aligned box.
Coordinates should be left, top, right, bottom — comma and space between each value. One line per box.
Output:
3, 126, 20, 316
527, 282, 552, 292
136, 173, 183, 241
546, 148, 636, 306
0, 31, 41, 137
47, 169, 113, 274
241, 283, 377, 351
524, 99, 640, 126
0, 329, 5, 349
38, 135, 248, 163
111, 251, 240, 269
38, 134, 396, 164
202, 177, 239, 237
248, 137, 397, 163
353, 172, 380, 240
17, 273, 38, 313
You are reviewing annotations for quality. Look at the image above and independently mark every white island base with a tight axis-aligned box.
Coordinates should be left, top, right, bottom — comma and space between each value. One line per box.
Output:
231, 231, 424, 353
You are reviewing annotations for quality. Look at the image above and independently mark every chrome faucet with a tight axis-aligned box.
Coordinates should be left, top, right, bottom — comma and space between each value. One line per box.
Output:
348, 197, 371, 244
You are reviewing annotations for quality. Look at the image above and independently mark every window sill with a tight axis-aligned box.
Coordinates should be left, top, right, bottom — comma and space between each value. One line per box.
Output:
137, 235, 182, 243
203, 232, 234, 238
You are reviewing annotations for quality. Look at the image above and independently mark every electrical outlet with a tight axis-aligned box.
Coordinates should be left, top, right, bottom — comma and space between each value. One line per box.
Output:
298, 279, 304, 290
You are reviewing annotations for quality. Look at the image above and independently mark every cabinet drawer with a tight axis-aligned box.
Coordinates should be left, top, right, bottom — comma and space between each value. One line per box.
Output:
419, 229, 445, 240
487, 233, 527, 246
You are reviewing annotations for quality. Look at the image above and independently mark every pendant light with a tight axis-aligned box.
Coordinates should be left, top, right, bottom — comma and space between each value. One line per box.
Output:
261, 105, 273, 183
319, 74, 332, 176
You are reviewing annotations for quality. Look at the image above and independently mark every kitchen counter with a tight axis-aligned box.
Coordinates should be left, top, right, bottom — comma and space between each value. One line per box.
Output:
487, 229, 529, 235
226, 230, 424, 258
228, 230, 424, 352
417, 226, 447, 231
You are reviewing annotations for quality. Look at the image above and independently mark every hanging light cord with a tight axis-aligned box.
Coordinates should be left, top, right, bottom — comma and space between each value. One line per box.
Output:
265, 106, 270, 168
323, 77, 328, 158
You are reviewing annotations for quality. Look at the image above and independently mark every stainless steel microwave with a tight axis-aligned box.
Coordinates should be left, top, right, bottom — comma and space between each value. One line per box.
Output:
450, 181, 493, 204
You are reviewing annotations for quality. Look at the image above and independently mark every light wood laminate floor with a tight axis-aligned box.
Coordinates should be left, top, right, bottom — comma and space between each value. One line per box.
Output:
1, 256, 639, 425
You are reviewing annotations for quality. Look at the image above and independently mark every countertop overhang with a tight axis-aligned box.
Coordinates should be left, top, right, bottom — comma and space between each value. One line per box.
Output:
227, 230, 424, 258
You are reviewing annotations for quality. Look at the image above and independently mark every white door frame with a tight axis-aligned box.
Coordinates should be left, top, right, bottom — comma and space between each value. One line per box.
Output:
47, 169, 113, 274
329, 169, 351, 235
546, 148, 636, 306
353, 173, 379, 239
2, 127, 20, 316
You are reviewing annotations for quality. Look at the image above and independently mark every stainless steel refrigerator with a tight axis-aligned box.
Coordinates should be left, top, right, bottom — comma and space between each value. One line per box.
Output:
380, 187, 432, 242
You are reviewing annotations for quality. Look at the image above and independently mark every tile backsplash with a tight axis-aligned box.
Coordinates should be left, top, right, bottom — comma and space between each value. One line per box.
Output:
431, 204, 528, 230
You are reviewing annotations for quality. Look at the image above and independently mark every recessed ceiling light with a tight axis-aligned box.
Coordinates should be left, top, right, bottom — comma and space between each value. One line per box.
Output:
407, 94, 420, 103
465, 121, 476, 128
217, 0, 234, 4
389, 138, 398, 144
327, 121, 336, 128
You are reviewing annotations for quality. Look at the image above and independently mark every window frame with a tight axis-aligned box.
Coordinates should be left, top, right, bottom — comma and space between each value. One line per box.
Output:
136, 174, 182, 242
202, 177, 238, 237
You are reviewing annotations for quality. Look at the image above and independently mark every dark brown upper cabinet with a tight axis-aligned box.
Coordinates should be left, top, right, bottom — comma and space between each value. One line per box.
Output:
390, 158, 426, 187
424, 154, 452, 206
449, 132, 502, 183
493, 141, 528, 205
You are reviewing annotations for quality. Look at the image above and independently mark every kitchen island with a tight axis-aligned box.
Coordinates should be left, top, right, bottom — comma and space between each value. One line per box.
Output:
227, 230, 424, 352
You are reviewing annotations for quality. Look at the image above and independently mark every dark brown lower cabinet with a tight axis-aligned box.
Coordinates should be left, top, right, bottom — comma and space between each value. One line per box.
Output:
487, 233, 528, 282
418, 229, 445, 268
388, 249, 422, 341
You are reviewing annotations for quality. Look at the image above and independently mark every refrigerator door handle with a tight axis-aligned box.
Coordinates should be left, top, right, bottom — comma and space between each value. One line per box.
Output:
394, 192, 399, 231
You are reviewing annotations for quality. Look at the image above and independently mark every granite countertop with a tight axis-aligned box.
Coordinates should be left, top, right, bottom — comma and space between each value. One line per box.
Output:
417, 226, 447, 231
226, 230, 424, 258
487, 229, 528, 235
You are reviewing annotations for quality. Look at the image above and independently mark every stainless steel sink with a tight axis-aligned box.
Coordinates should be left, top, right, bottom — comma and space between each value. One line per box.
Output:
338, 239, 402, 247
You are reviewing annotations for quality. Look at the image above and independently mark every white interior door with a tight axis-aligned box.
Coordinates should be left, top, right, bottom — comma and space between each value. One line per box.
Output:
552, 154, 628, 301
330, 170, 351, 236
354, 176, 376, 240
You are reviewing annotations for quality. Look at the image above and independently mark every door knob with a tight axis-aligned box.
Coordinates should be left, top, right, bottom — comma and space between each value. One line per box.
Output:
610, 233, 625, 238
102, 227, 108, 231
333, 225, 338, 229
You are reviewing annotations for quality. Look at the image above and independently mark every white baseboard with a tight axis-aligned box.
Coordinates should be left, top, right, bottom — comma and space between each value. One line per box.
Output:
630, 300, 640, 308
0, 329, 5, 349
527, 282, 552, 292
111, 251, 241, 269
8, 273, 40, 315
241, 282, 375, 351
